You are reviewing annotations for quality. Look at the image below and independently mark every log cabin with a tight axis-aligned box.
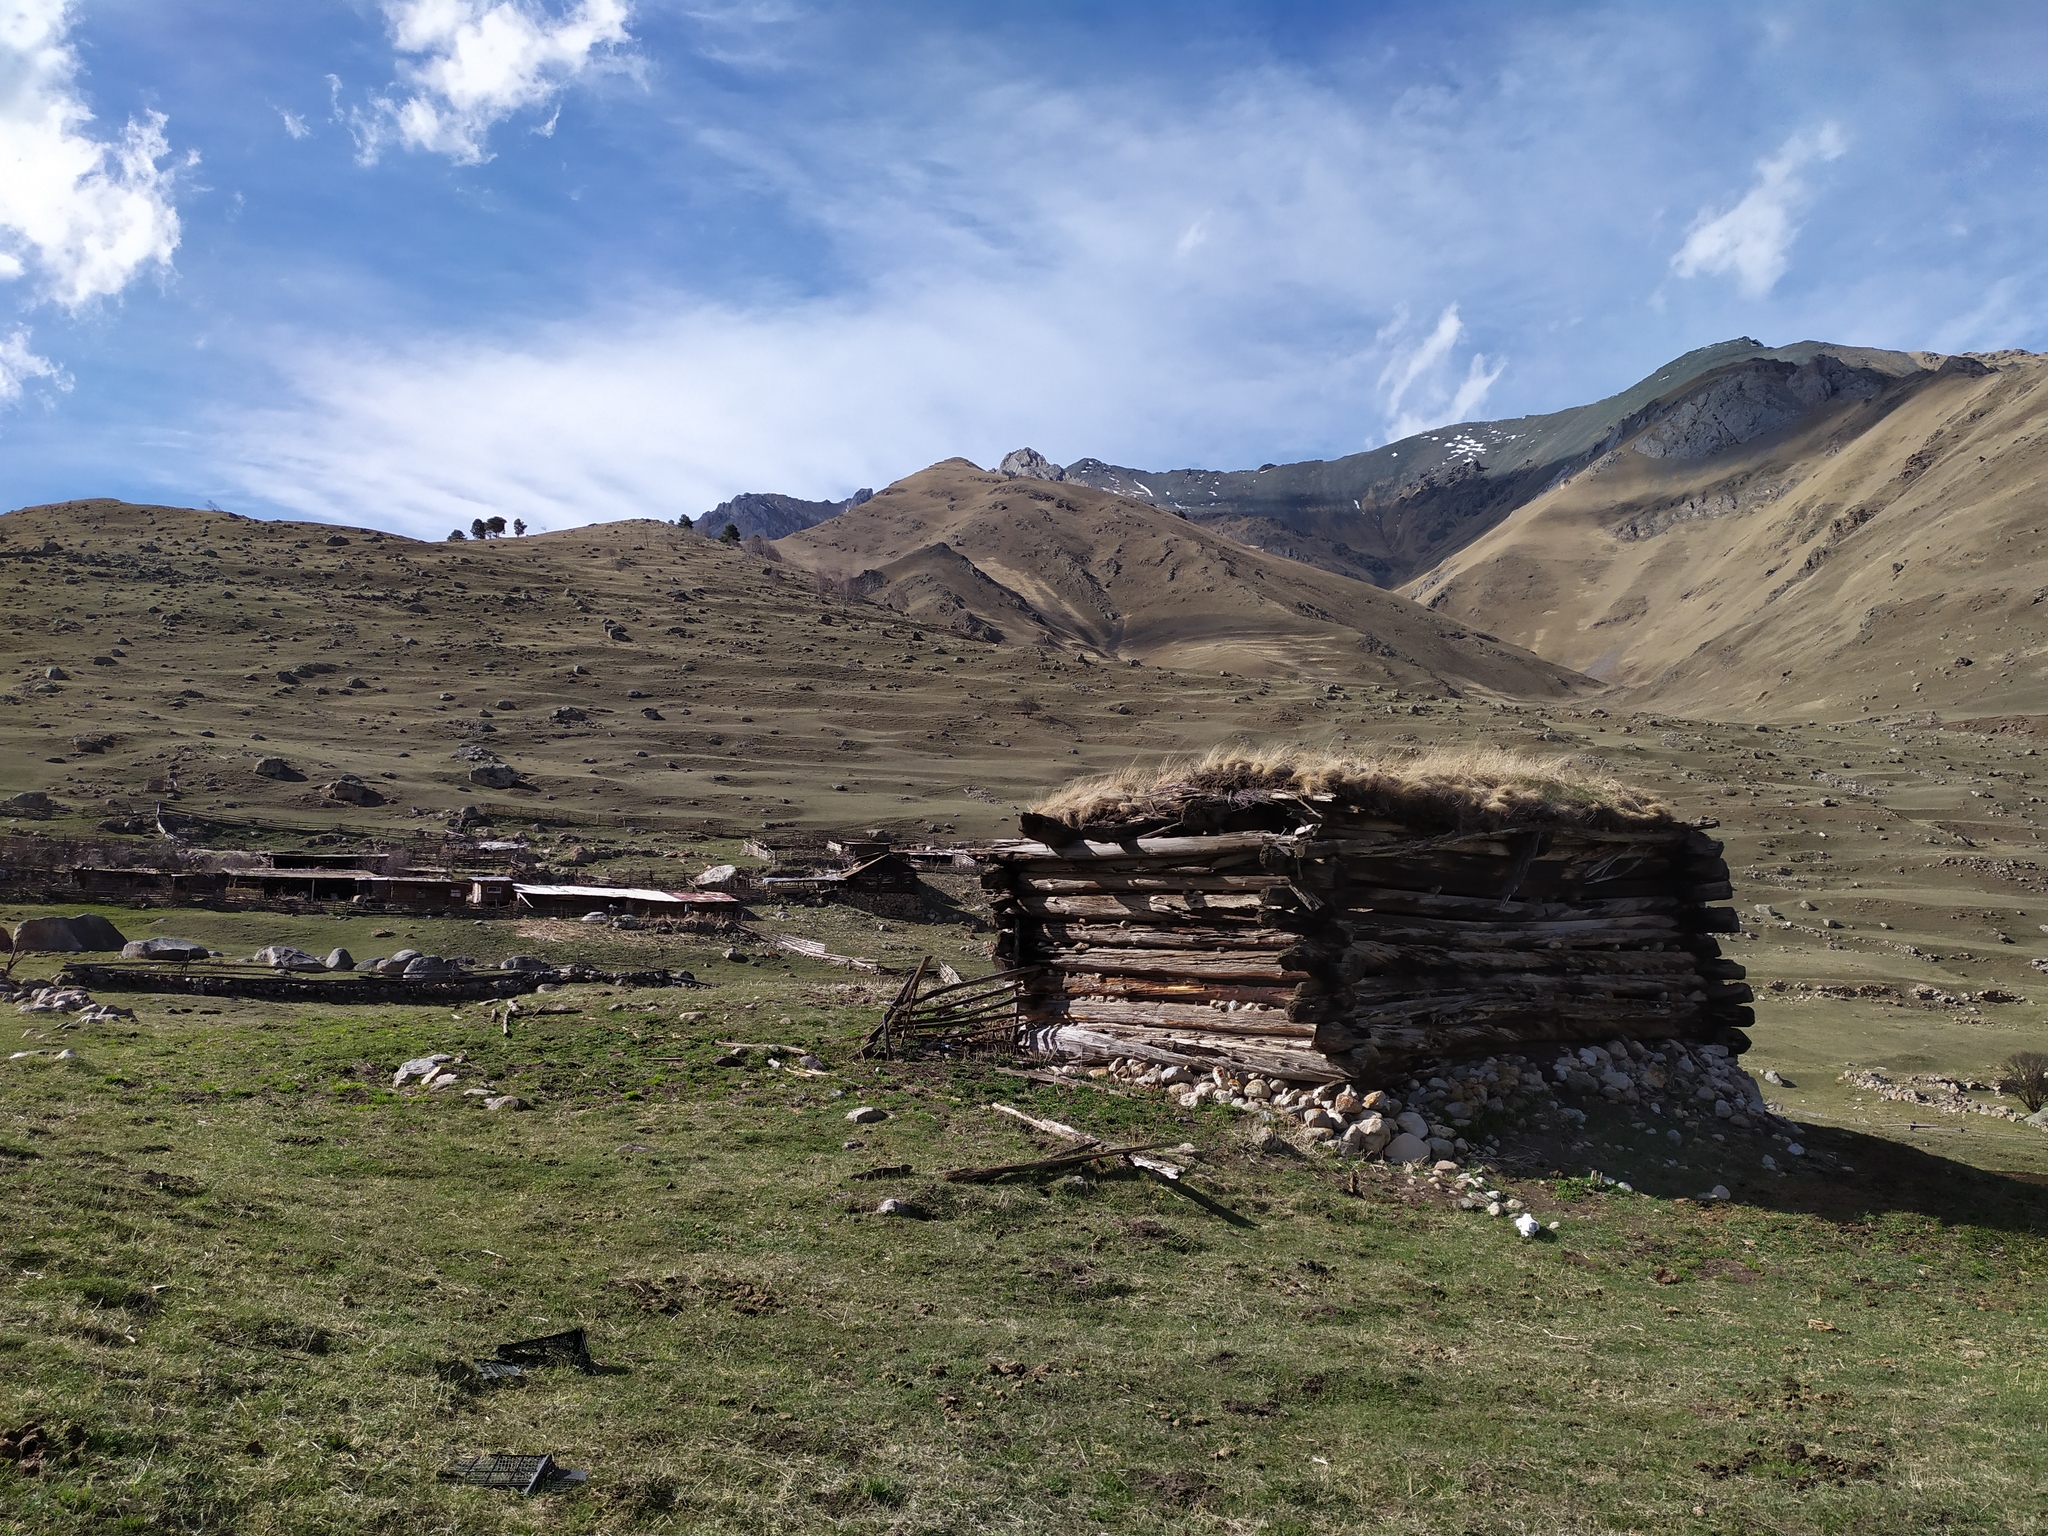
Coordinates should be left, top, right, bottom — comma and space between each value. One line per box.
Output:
981, 747, 1749, 1084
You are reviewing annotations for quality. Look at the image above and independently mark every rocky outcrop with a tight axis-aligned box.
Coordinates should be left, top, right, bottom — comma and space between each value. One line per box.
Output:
693, 487, 874, 542
999, 447, 1065, 482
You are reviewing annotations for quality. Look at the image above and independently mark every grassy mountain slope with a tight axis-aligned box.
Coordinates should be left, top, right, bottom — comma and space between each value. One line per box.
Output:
772, 459, 1592, 696
1059, 338, 1908, 586
0, 495, 1588, 852
1401, 350, 2047, 721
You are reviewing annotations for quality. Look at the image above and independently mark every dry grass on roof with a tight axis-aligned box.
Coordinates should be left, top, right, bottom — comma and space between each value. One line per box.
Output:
1030, 743, 1675, 833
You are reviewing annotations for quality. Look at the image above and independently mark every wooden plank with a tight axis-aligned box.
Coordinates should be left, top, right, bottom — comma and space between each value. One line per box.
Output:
1034, 923, 1301, 952
989, 832, 1281, 861
1020, 892, 1272, 920
1039, 949, 1307, 981
1021, 1021, 1345, 1082
1018, 873, 1286, 895
1335, 887, 1681, 922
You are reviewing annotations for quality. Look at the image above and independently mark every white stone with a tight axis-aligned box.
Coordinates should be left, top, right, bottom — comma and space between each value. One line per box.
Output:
1513, 1213, 1541, 1239
846, 1106, 887, 1124
876, 1198, 912, 1216
393, 1053, 451, 1087
1395, 1110, 1429, 1139
1710, 1185, 1731, 1200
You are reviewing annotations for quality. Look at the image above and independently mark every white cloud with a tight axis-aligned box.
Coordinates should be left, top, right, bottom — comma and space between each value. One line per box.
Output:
0, 0, 185, 309
1377, 305, 1504, 440
1671, 122, 1846, 297
355, 0, 633, 164
279, 109, 310, 140
0, 328, 61, 402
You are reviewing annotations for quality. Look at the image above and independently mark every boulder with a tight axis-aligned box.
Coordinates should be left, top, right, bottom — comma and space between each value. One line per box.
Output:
498, 955, 550, 971
469, 764, 518, 789
121, 936, 209, 962
354, 957, 384, 972
694, 863, 740, 889
61, 913, 127, 951
13, 917, 82, 953
402, 955, 454, 977
255, 944, 326, 971
0, 791, 62, 819
549, 706, 587, 724
1381, 1132, 1430, 1165
253, 757, 295, 780
324, 948, 354, 971
0, 928, 10, 954
322, 778, 383, 806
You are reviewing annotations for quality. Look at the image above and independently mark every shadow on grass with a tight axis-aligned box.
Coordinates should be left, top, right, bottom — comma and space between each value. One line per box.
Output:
1738, 1122, 2048, 1234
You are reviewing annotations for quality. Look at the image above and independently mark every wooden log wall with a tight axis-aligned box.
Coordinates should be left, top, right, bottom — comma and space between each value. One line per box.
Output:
984, 811, 1749, 1084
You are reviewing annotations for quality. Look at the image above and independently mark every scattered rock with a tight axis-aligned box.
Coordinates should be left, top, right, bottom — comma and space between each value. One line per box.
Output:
324, 948, 354, 971
0, 791, 63, 819
1513, 1212, 1541, 1239
254, 945, 325, 971
845, 1106, 887, 1124
252, 757, 296, 780
394, 1054, 452, 1087
483, 1095, 527, 1111
876, 1198, 914, 1216
469, 764, 518, 789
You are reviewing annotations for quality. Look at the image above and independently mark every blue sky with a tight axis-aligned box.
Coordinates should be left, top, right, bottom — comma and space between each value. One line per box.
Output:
2, 0, 2045, 537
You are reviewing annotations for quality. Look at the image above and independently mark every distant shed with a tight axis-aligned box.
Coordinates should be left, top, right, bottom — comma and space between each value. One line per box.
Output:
981, 750, 1750, 1083
762, 851, 925, 917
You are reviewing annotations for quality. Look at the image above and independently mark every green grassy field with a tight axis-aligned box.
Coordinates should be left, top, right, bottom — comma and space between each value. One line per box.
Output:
3, 902, 2047, 1534
11, 501, 2048, 1529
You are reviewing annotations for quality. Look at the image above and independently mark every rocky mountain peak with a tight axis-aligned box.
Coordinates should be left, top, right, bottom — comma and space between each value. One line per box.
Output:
999, 447, 1065, 482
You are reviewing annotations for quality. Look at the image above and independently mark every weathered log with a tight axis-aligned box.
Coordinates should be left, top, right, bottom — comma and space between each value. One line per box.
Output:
1033, 922, 1304, 952
1021, 1021, 1346, 1082
1020, 892, 1273, 920
1330, 914, 1682, 945
1039, 949, 1310, 981
1339, 945, 1703, 980
1335, 886, 1683, 922
1686, 880, 1736, 902
1018, 872, 1285, 895
1051, 973, 1308, 1008
992, 832, 1281, 861
1039, 996, 1315, 1037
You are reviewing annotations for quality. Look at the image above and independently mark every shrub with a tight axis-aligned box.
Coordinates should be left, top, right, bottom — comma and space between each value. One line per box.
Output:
446, 529, 467, 541
1999, 1052, 2048, 1113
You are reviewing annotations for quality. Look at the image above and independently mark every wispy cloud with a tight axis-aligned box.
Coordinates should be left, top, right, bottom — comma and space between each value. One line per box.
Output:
0, 329, 63, 403
1378, 304, 1504, 441
351, 0, 634, 164
279, 109, 310, 140
0, 0, 186, 312
1671, 122, 1846, 297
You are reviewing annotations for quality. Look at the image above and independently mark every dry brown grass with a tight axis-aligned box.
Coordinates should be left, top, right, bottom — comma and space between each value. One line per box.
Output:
1028, 741, 1673, 833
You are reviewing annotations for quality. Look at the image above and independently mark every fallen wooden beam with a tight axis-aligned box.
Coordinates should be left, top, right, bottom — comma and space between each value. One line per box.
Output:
940, 1141, 1177, 1183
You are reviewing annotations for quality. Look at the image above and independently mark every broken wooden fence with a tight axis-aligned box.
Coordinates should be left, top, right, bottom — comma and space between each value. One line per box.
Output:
860, 957, 1031, 1058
